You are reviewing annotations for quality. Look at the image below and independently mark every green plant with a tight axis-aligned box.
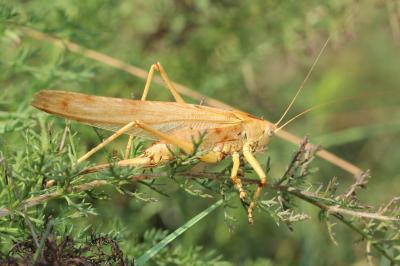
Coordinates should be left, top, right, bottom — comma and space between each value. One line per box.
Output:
1, 1, 400, 265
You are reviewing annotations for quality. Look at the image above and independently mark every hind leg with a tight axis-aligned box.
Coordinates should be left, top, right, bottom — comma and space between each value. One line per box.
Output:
140, 62, 185, 103
124, 62, 186, 159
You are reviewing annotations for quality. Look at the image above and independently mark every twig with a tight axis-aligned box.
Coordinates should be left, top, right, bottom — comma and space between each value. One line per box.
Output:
1, 172, 397, 222
58, 123, 70, 153
276, 130, 364, 177
279, 185, 399, 264
277, 185, 399, 221
277, 136, 309, 185
333, 214, 397, 264
379, 196, 400, 214
22, 208, 40, 248
366, 241, 374, 266
33, 219, 54, 264
0, 175, 153, 218
385, 0, 400, 43
0, 169, 397, 262
342, 170, 370, 199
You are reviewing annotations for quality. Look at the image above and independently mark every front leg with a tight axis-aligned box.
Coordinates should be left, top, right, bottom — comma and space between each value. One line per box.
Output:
243, 142, 267, 224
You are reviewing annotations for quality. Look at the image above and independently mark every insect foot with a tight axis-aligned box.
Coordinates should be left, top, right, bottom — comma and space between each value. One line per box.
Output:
239, 190, 247, 200
230, 175, 247, 200
248, 213, 254, 225
247, 177, 267, 224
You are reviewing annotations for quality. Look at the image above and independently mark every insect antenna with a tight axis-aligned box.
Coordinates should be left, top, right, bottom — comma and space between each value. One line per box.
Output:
275, 36, 331, 127
275, 101, 335, 133
274, 90, 391, 133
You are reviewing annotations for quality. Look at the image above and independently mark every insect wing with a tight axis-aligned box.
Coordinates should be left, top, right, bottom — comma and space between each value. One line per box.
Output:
32, 90, 243, 140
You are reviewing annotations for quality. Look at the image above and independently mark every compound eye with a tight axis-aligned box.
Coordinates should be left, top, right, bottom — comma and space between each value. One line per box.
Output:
266, 126, 274, 137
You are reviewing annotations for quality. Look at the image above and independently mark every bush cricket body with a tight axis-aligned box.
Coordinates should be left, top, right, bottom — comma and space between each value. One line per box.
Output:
32, 39, 329, 223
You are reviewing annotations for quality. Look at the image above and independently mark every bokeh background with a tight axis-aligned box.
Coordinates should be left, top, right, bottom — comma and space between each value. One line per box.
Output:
1, 1, 400, 265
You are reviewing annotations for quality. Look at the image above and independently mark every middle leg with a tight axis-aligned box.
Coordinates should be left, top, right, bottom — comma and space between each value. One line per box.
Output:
78, 121, 138, 164
230, 152, 246, 200
83, 121, 225, 174
80, 119, 195, 164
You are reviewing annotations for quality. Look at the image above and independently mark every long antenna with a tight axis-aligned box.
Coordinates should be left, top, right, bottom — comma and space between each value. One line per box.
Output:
274, 91, 389, 133
275, 101, 334, 133
275, 36, 331, 126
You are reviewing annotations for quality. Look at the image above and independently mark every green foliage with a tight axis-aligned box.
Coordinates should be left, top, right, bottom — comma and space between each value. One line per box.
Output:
135, 229, 226, 266
1, 0, 400, 265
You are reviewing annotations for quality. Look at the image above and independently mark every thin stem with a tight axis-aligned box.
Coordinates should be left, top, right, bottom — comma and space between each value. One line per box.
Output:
336, 215, 396, 264
283, 187, 398, 264
33, 220, 54, 263
1, 172, 397, 223
1, 168, 397, 263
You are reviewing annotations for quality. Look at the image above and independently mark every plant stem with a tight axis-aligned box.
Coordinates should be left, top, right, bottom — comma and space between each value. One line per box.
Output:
283, 187, 397, 264
33, 219, 54, 264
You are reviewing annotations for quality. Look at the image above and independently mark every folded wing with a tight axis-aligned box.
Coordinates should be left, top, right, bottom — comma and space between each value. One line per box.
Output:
32, 90, 243, 140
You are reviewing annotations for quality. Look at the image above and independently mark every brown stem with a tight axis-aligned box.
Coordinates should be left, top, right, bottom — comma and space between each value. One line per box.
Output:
0, 174, 152, 218
1, 172, 397, 222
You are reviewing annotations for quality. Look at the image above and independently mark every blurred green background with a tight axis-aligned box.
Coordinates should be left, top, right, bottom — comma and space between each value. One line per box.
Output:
1, 0, 400, 265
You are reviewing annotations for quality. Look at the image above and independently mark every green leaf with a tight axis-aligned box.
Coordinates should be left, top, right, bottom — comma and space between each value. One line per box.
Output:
135, 199, 224, 266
